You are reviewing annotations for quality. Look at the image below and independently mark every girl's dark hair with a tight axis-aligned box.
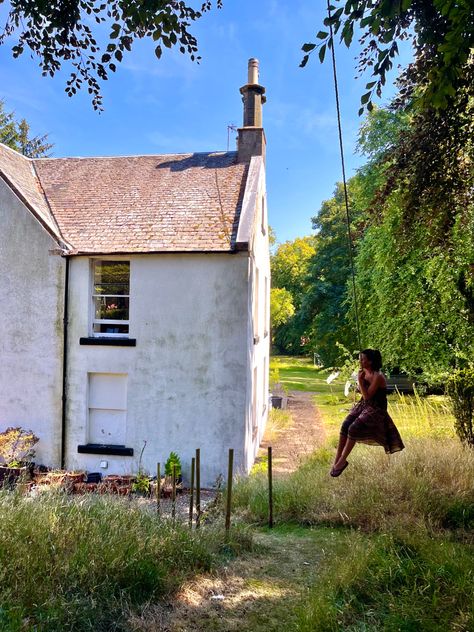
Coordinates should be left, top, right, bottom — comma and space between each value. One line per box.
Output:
361, 348, 382, 371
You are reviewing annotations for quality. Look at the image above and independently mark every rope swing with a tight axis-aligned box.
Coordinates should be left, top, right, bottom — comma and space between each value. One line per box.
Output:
326, 0, 362, 352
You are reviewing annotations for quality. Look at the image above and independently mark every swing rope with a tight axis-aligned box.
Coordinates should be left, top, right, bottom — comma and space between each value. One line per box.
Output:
326, 0, 362, 352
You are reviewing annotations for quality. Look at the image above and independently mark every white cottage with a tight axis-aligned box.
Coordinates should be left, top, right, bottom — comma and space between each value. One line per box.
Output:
0, 59, 270, 486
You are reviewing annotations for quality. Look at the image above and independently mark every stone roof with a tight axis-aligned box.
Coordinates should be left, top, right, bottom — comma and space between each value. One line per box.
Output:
0, 145, 249, 254
0, 143, 64, 243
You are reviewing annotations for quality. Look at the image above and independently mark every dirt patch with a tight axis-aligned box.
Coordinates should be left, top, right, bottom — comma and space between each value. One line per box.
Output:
259, 391, 326, 473
127, 529, 324, 632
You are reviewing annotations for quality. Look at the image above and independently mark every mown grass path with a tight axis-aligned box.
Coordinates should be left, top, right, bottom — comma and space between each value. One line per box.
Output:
129, 526, 328, 632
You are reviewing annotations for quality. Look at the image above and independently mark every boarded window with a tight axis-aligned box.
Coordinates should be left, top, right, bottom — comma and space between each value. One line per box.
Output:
88, 373, 127, 444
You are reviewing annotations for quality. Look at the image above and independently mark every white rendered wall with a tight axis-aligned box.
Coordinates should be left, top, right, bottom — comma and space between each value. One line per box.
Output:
243, 166, 271, 471
0, 180, 65, 466
65, 253, 249, 486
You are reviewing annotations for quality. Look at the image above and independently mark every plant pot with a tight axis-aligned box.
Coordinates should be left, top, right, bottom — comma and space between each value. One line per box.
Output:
271, 395, 283, 409
0, 464, 32, 489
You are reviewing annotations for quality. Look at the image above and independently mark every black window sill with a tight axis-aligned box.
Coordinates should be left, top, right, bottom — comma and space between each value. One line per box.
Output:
80, 337, 136, 347
78, 444, 134, 456
253, 335, 260, 345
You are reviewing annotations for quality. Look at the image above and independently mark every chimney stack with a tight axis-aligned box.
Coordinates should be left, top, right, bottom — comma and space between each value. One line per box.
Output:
237, 58, 266, 163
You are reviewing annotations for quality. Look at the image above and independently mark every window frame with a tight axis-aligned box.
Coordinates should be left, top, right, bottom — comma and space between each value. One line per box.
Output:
90, 258, 130, 338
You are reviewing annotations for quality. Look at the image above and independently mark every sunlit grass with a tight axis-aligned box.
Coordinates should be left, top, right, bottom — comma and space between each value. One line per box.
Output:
0, 491, 251, 631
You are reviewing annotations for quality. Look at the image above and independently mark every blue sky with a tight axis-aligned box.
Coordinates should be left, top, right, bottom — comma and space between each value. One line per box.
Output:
0, 0, 410, 243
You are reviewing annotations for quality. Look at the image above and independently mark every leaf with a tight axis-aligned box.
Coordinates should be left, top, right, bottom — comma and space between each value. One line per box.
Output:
300, 54, 309, 68
302, 43, 316, 52
155, 45, 162, 59
361, 91, 371, 104
316, 31, 328, 39
319, 43, 326, 63
110, 23, 120, 39
365, 81, 376, 89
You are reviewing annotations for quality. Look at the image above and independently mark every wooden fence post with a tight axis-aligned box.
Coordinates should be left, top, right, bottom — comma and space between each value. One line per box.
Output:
225, 448, 234, 539
195, 448, 201, 529
171, 464, 176, 521
189, 457, 195, 529
268, 446, 273, 529
156, 462, 161, 514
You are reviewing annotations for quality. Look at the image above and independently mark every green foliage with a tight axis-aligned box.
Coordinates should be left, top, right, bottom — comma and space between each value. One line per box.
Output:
300, 181, 363, 366
132, 472, 151, 495
165, 451, 182, 478
0, 100, 52, 157
446, 368, 474, 446
271, 236, 317, 304
0, 1, 222, 110
270, 287, 294, 330
293, 98, 473, 375
303, 0, 474, 113
270, 236, 316, 355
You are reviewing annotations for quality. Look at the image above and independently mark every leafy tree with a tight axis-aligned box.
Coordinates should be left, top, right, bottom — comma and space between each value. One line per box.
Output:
302, 0, 474, 113
0, 100, 53, 157
301, 182, 362, 366
352, 100, 474, 374
271, 237, 316, 310
270, 236, 316, 355
0, 0, 222, 110
270, 288, 295, 330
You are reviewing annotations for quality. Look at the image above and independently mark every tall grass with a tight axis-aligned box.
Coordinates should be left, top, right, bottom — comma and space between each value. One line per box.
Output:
233, 438, 474, 533
0, 491, 249, 631
296, 529, 474, 631
388, 390, 454, 439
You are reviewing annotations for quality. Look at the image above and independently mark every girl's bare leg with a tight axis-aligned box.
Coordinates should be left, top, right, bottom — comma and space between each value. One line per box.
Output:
333, 433, 347, 467
334, 438, 356, 471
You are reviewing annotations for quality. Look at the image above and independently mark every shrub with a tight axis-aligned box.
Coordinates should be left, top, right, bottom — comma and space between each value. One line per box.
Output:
446, 367, 474, 445
0, 427, 39, 467
165, 451, 181, 478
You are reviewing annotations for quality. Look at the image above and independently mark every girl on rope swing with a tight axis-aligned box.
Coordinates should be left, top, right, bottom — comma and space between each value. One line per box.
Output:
330, 349, 405, 477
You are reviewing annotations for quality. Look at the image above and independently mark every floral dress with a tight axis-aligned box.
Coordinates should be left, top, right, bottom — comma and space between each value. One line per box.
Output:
340, 382, 405, 454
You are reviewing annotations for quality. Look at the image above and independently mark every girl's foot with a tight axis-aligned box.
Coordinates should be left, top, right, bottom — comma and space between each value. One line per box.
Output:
330, 461, 349, 477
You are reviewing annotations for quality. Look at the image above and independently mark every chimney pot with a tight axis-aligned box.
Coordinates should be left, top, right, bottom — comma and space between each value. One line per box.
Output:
248, 58, 259, 84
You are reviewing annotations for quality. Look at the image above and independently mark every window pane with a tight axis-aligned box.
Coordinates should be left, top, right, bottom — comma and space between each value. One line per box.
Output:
94, 261, 130, 296
94, 296, 129, 321
93, 323, 129, 334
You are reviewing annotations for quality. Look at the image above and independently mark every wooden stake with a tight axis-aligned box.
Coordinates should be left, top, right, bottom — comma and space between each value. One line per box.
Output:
156, 462, 161, 514
189, 457, 195, 529
268, 446, 273, 529
225, 448, 234, 538
171, 464, 176, 521
195, 448, 201, 528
